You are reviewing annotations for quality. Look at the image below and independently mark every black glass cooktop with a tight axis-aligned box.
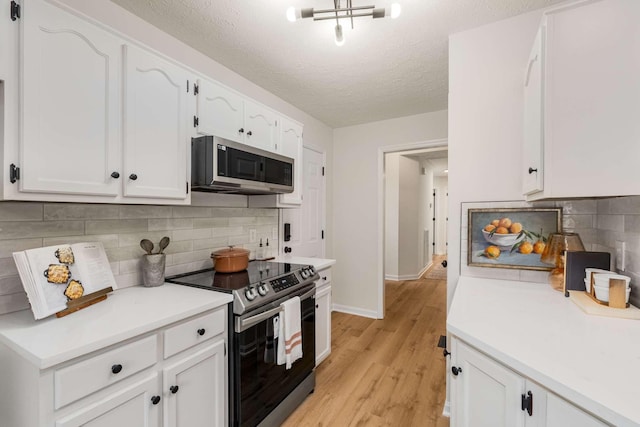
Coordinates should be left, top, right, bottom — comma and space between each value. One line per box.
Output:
165, 261, 306, 292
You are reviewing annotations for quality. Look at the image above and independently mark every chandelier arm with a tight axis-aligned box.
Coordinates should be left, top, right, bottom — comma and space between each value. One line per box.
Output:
313, 12, 375, 21
348, 0, 354, 29
312, 5, 375, 14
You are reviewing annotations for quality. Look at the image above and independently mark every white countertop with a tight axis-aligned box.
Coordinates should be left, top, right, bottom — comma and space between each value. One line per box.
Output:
272, 256, 336, 271
0, 284, 232, 370
447, 276, 640, 427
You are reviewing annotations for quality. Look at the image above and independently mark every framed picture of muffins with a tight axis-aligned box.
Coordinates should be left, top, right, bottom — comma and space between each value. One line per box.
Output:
467, 207, 562, 270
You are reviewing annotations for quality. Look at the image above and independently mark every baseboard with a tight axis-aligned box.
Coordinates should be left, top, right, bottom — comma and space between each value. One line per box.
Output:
442, 400, 450, 417
419, 262, 433, 278
331, 303, 378, 319
384, 273, 421, 281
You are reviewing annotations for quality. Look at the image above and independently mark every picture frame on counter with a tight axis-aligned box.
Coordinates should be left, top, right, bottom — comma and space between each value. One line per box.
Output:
467, 207, 562, 270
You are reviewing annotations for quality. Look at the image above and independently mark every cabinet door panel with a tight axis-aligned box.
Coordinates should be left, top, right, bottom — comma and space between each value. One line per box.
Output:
123, 45, 189, 199
55, 374, 160, 427
315, 283, 331, 365
21, 0, 120, 196
196, 79, 244, 142
163, 340, 226, 427
244, 100, 278, 152
522, 26, 544, 195
451, 339, 525, 427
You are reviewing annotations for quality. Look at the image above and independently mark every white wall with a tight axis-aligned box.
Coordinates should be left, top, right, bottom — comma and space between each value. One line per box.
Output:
434, 176, 448, 255
448, 9, 544, 307
384, 154, 401, 278
54, 0, 335, 256
333, 111, 448, 317
398, 156, 421, 278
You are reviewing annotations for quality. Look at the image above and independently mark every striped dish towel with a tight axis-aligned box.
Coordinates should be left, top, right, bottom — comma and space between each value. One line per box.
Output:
277, 296, 302, 369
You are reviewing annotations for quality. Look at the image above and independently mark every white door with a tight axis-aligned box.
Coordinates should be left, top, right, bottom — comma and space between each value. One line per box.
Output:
451, 338, 525, 427
280, 146, 325, 257
163, 341, 226, 427
55, 375, 160, 427
122, 45, 189, 200
522, 26, 544, 195
196, 79, 244, 142
278, 119, 303, 205
20, 0, 120, 196
243, 100, 278, 152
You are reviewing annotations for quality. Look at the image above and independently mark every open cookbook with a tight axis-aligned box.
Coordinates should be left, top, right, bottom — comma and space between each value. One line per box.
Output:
13, 242, 117, 319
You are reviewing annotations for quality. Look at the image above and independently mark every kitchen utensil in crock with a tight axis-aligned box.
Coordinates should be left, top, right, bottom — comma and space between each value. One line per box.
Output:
211, 246, 250, 273
140, 239, 154, 255
157, 236, 170, 254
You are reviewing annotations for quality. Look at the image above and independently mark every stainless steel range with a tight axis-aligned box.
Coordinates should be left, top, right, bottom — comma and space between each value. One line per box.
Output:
166, 261, 319, 427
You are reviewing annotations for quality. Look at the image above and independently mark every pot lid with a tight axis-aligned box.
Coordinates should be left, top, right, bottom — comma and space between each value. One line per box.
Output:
211, 246, 250, 258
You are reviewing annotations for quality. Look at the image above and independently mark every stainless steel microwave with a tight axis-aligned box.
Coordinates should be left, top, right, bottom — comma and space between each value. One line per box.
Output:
191, 136, 294, 195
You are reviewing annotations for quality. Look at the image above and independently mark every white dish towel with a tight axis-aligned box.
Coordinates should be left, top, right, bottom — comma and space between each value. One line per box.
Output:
277, 296, 303, 369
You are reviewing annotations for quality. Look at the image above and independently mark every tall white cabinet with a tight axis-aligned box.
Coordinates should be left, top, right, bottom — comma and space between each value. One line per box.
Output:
314, 267, 332, 366
522, 0, 640, 200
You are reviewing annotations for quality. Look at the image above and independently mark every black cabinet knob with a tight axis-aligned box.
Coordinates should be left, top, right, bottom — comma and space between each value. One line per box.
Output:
247, 131, 253, 136
197, 328, 205, 336
170, 385, 179, 394
322, 276, 327, 281
151, 395, 161, 405
110, 171, 120, 179
238, 128, 244, 134
316, 304, 319, 309
129, 173, 138, 180
528, 167, 538, 174
111, 364, 123, 374
443, 349, 451, 358
451, 366, 462, 376
284, 247, 292, 254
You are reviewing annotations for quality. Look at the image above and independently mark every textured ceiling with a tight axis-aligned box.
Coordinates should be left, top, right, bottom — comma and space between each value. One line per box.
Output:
110, 0, 566, 128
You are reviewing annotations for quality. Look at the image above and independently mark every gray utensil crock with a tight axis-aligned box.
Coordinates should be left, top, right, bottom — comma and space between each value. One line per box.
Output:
142, 254, 166, 287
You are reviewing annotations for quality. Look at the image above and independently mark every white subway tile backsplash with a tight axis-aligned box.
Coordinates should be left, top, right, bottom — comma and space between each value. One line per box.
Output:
0, 202, 43, 221
172, 228, 213, 242
43, 234, 119, 248
85, 219, 148, 235
44, 204, 119, 220
596, 215, 624, 232
148, 218, 193, 231
119, 205, 173, 219
0, 276, 23, 296
0, 221, 84, 240
0, 239, 43, 258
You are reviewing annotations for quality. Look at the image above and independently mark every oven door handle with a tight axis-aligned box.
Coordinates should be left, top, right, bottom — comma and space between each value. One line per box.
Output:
236, 288, 316, 333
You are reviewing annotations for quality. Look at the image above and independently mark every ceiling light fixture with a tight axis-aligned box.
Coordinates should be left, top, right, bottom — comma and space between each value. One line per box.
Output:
286, 1, 401, 46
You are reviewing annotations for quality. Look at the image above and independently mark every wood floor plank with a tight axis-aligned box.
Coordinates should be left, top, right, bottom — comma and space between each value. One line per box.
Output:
282, 261, 450, 427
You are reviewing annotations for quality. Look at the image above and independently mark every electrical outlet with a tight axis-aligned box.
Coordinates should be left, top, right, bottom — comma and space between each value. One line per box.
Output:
272, 227, 278, 240
615, 240, 626, 270
249, 229, 257, 243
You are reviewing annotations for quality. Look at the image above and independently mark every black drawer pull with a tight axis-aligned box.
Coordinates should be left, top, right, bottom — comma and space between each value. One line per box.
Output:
170, 385, 179, 394
197, 328, 206, 336
528, 167, 538, 174
110, 171, 120, 179
451, 366, 462, 376
111, 364, 123, 374
151, 395, 161, 405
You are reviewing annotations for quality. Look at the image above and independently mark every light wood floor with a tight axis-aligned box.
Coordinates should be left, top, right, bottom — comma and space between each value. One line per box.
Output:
282, 262, 450, 427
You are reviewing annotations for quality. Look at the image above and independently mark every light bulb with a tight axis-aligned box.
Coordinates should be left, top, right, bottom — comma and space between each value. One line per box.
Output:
334, 24, 345, 46
390, 3, 401, 19
286, 6, 298, 22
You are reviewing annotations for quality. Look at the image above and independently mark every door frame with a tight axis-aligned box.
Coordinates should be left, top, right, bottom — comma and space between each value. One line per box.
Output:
377, 138, 448, 318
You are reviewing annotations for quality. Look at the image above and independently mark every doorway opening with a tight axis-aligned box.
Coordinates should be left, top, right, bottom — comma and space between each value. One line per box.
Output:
382, 145, 448, 284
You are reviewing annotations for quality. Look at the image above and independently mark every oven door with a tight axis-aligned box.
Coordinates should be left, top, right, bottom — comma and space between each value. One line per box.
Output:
231, 285, 316, 427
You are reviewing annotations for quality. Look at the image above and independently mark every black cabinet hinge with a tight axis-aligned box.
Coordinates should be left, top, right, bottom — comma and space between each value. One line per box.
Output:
521, 391, 533, 416
194, 84, 199, 95
11, 1, 20, 21
9, 163, 20, 183
193, 116, 199, 127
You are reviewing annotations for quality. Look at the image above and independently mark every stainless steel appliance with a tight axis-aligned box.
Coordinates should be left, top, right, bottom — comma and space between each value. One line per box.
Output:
166, 261, 319, 427
191, 136, 294, 195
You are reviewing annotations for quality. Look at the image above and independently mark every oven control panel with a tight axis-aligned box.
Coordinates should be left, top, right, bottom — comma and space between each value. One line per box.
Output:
270, 273, 300, 293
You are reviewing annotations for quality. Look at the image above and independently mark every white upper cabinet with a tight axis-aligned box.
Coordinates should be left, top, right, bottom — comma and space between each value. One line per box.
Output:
243, 99, 279, 152
523, 0, 640, 200
278, 118, 303, 205
123, 45, 190, 200
522, 26, 544, 196
20, 0, 121, 196
195, 79, 279, 152
196, 78, 245, 142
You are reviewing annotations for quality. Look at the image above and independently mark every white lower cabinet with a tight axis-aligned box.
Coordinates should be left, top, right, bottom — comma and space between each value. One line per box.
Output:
315, 267, 332, 366
55, 374, 161, 427
0, 306, 227, 427
163, 340, 226, 427
450, 337, 608, 427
